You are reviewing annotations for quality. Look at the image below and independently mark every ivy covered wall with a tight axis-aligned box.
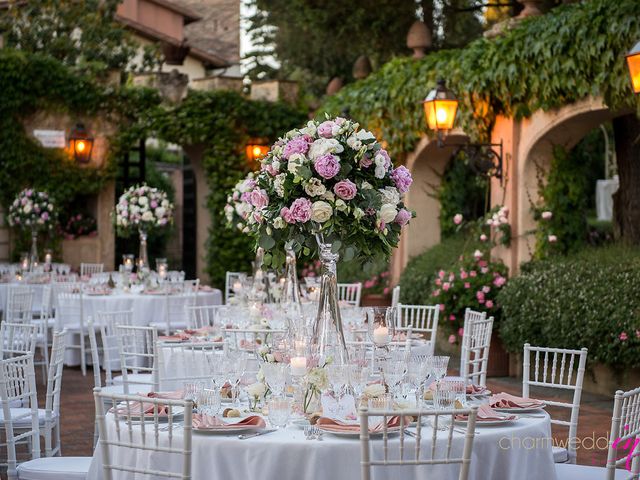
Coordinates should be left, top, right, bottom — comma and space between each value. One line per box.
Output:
322, 0, 640, 158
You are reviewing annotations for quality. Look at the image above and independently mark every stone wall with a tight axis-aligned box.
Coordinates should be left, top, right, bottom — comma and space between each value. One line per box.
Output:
0, 207, 9, 262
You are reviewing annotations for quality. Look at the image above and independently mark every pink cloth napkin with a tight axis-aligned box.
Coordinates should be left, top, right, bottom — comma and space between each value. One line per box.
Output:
490, 392, 544, 409
192, 414, 266, 430
146, 391, 185, 401
467, 384, 487, 395
158, 332, 192, 342
111, 401, 170, 417
199, 285, 215, 292
317, 416, 404, 433
456, 404, 517, 422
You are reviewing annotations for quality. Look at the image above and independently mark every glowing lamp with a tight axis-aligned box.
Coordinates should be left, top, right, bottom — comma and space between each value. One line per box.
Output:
246, 140, 269, 167
423, 79, 458, 133
626, 41, 640, 94
69, 123, 94, 163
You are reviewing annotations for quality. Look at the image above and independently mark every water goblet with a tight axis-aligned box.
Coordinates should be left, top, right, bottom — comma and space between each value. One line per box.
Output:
406, 354, 430, 407
433, 380, 457, 431
198, 388, 222, 416
267, 396, 291, 429
183, 381, 204, 403
261, 362, 288, 396
428, 356, 450, 384
381, 360, 406, 401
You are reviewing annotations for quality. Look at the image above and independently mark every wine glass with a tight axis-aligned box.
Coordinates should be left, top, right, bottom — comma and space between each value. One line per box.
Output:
183, 381, 204, 402
381, 360, 406, 400
325, 364, 350, 417
428, 356, 450, 384
349, 364, 370, 406
226, 352, 248, 406
433, 379, 457, 430
267, 396, 291, 429
406, 354, 430, 407
261, 363, 288, 396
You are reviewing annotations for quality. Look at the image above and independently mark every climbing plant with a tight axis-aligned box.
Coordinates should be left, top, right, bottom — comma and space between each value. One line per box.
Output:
322, 0, 640, 158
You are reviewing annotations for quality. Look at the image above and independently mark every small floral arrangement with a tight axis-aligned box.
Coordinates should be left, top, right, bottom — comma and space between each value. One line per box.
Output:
224, 173, 257, 233
241, 115, 414, 266
7, 189, 56, 230
246, 382, 267, 411
362, 270, 391, 295
114, 183, 174, 236
62, 213, 97, 239
431, 252, 508, 343
303, 365, 329, 414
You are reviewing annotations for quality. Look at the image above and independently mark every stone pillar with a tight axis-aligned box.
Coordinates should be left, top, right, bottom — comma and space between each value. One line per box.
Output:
0, 207, 10, 262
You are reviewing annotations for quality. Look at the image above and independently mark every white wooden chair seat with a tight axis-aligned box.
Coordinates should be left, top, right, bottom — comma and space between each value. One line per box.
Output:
17, 457, 90, 480
0, 408, 59, 426
552, 446, 569, 463
99, 383, 152, 397
555, 463, 629, 480
148, 320, 188, 331
112, 373, 154, 385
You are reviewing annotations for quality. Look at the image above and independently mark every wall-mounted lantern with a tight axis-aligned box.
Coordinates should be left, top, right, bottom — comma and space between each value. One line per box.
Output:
626, 41, 640, 94
423, 79, 504, 180
68, 123, 94, 164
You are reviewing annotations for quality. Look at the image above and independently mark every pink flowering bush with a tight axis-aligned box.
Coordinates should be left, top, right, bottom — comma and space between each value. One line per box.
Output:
61, 213, 97, 240
361, 270, 391, 296
430, 254, 508, 340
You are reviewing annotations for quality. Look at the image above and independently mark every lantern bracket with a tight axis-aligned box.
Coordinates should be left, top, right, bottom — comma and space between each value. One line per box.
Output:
438, 138, 504, 181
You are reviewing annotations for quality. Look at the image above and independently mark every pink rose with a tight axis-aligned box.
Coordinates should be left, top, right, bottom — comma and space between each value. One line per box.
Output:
438, 270, 445, 279
541, 211, 553, 220
432, 289, 440, 297
449, 314, 456, 321
476, 291, 485, 304
360, 156, 373, 168
391, 166, 413, 193
458, 327, 464, 337
435, 278, 442, 286
289, 198, 312, 223
464, 282, 471, 289
620, 332, 628, 341
548, 235, 558, 243
247, 189, 269, 209
317, 121, 337, 138
480, 234, 488, 242
470, 271, 477, 278
439, 304, 445, 312
482, 286, 491, 294
283, 136, 310, 158
281, 207, 295, 224
442, 282, 450, 291
460, 271, 468, 279
453, 214, 463, 225
493, 276, 506, 287
314, 154, 340, 180
448, 334, 456, 344
334, 179, 357, 200
394, 209, 411, 226
485, 300, 494, 308
383, 287, 390, 295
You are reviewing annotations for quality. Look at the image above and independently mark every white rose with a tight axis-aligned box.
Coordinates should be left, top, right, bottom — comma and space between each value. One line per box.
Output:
353, 208, 365, 220
379, 187, 400, 206
356, 129, 376, 142
308, 138, 344, 160
155, 207, 166, 218
304, 178, 326, 197
364, 383, 386, 398
379, 204, 397, 223
161, 199, 170, 208
335, 199, 348, 212
361, 181, 373, 190
374, 165, 386, 179
346, 135, 362, 150
300, 121, 317, 137
321, 191, 335, 202
311, 201, 332, 223
138, 196, 148, 205
246, 382, 266, 398
23, 205, 32, 214
236, 203, 252, 218
48, 203, 53, 211
141, 211, 153, 222
287, 153, 306, 175
273, 217, 286, 229
271, 160, 281, 172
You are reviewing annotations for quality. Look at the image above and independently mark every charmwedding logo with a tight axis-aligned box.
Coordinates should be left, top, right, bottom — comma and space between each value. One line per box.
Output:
612, 425, 640, 471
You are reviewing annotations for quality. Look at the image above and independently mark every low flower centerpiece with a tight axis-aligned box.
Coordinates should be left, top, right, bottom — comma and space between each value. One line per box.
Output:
245, 115, 414, 366
7, 189, 56, 270
114, 184, 174, 270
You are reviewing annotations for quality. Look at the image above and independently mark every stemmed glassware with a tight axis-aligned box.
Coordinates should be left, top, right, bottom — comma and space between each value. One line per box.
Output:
325, 364, 351, 417
406, 354, 430, 407
267, 396, 291, 429
261, 363, 288, 396
348, 364, 370, 406
365, 307, 396, 348
226, 352, 248, 406
381, 360, 406, 401
428, 356, 450, 384
198, 388, 222, 416
432, 379, 457, 430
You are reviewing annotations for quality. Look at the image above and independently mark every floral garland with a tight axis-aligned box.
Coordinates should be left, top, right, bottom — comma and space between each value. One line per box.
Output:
114, 183, 174, 236
242, 116, 414, 266
7, 189, 56, 230
224, 173, 257, 233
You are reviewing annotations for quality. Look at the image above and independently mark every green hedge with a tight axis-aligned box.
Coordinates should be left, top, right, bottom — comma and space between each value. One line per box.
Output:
398, 236, 471, 305
498, 245, 640, 367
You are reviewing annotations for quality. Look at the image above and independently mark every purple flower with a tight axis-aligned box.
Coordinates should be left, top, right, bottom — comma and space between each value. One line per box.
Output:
333, 179, 357, 200
314, 154, 340, 180
394, 209, 411, 226
41, 212, 49, 221
391, 166, 413, 194
289, 198, 312, 223
360, 156, 373, 168
283, 136, 310, 159
247, 189, 269, 209
317, 121, 337, 138
150, 201, 158, 209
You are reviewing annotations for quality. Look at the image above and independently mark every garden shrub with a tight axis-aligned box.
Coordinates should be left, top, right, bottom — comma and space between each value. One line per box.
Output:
498, 245, 640, 367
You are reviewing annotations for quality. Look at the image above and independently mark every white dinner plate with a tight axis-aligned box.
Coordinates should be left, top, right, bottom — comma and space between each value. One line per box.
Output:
493, 404, 546, 413
454, 416, 518, 427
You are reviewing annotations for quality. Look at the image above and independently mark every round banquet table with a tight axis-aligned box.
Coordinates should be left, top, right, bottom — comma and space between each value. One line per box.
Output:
87, 410, 557, 480
62, 289, 222, 366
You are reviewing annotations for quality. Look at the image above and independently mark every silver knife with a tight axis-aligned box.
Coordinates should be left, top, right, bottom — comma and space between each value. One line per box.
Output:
238, 429, 277, 440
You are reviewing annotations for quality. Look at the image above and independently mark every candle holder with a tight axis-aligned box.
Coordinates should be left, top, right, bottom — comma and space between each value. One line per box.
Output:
122, 254, 135, 274
365, 307, 397, 367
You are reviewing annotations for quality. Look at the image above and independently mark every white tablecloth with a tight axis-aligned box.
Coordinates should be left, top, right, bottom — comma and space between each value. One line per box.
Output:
88, 412, 557, 480
0, 283, 47, 314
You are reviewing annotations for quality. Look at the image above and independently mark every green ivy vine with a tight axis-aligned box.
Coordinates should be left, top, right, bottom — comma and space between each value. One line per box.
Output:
322, 0, 640, 158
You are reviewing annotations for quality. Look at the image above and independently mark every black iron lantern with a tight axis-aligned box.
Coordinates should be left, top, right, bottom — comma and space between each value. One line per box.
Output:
69, 123, 94, 164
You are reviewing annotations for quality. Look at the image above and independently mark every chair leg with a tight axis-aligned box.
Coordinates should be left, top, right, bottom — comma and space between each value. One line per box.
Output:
80, 332, 87, 376
41, 340, 49, 384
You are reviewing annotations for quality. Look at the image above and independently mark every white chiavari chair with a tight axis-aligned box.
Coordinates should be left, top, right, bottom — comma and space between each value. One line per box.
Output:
157, 340, 226, 391
225, 271, 244, 304
183, 278, 200, 293
523, 344, 588, 464
0, 323, 37, 359
460, 309, 494, 388
115, 325, 159, 395
149, 290, 197, 335
94, 310, 137, 387
80, 263, 104, 278
391, 285, 401, 307
5, 286, 34, 324
359, 406, 479, 480
223, 327, 286, 353
186, 304, 223, 330
33, 285, 54, 382
55, 288, 89, 376
40, 330, 67, 458
337, 282, 362, 307
94, 388, 193, 480
0, 354, 40, 480
396, 304, 439, 344
555, 385, 640, 480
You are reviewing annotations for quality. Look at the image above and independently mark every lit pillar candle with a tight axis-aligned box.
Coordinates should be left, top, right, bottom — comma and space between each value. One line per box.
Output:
373, 326, 389, 345
44, 252, 52, 264
233, 281, 243, 293
290, 356, 307, 376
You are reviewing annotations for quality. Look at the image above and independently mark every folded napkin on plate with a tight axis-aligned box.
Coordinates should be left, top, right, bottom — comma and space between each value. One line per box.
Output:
317, 416, 403, 433
490, 392, 544, 409
158, 332, 192, 342
192, 414, 266, 430
111, 402, 170, 417
456, 404, 516, 422
146, 391, 185, 401
467, 384, 487, 395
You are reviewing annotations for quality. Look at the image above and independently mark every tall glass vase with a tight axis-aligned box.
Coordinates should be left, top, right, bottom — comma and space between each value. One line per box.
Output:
281, 248, 303, 335
310, 234, 349, 366
138, 228, 149, 271
28, 228, 38, 271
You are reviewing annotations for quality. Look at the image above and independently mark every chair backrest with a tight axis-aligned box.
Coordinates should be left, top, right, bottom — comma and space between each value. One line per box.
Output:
116, 325, 159, 394
606, 386, 640, 479
223, 327, 286, 352
94, 388, 192, 480
162, 292, 197, 335
44, 331, 67, 431
52, 273, 78, 283
460, 309, 494, 388
186, 305, 221, 330
396, 304, 439, 341
225, 271, 244, 304
522, 344, 588, 461
0, 354, 40, 479
0, 322, 37, 358
80, 263, 104, 277
157, 340, 226, 391
40, 284, 53, 321
359, 406, 478, 480
96, 310, 133, 385
337, 282, 362, 307
55, 290, 84, 332
391, 285, 400, 307
5, 286, 34, 324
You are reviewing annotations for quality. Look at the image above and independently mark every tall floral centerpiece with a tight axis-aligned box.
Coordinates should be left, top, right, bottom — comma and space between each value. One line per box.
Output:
245, 116, 414, 365
7, 189, 56, 270
224, 173, 257, 233
114, 184, 174, 270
